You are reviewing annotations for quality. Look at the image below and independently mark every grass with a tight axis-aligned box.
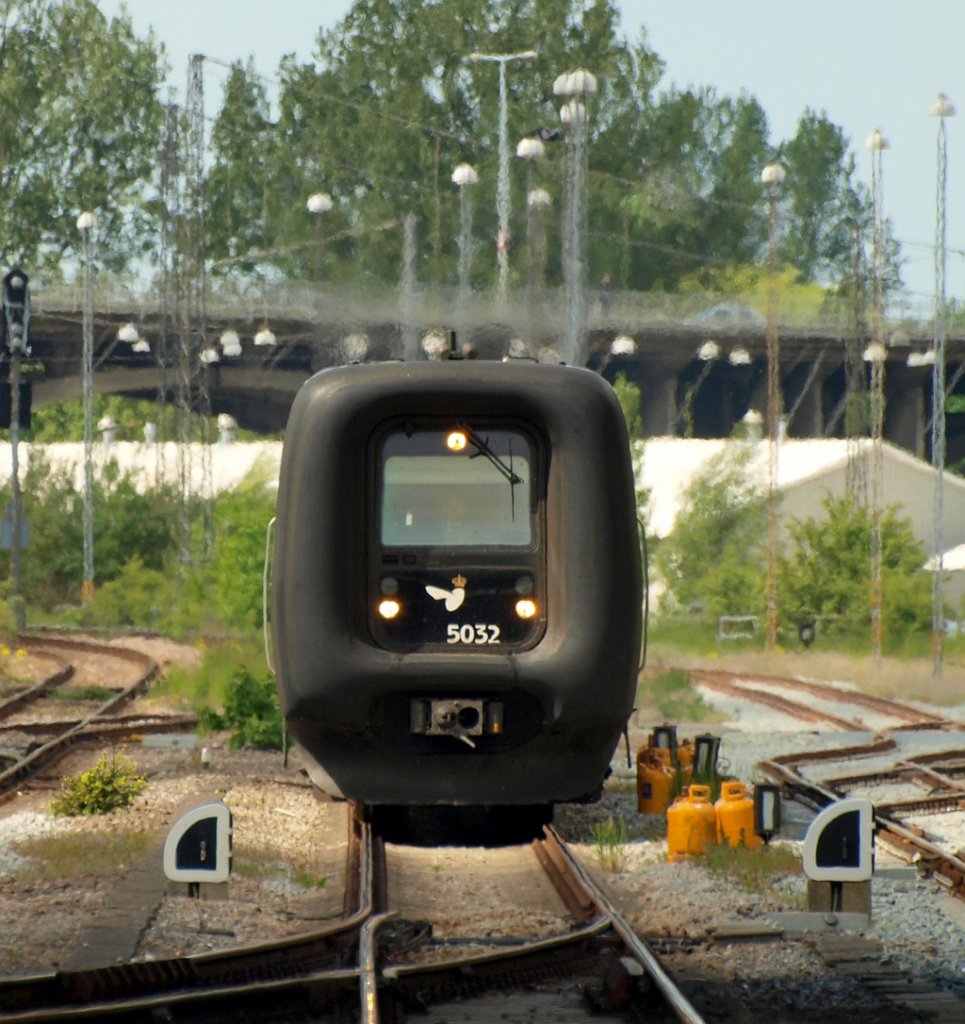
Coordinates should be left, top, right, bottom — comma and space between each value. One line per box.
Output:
233, 842, 328, 891
591, 815, 630, 873
13, 829, 158, 881
48, 685, 115, 702
645, 619, 965, 709
637, 665, 724, 724
700, 841, 802, 899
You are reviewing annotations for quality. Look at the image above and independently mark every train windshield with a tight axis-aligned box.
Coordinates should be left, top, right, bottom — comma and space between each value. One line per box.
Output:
380, 426, 533, 546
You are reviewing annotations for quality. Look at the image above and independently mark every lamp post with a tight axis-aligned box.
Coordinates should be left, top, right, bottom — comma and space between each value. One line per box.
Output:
77, 210, 96, 603
761, 162, 786, 652
555, 68, 597, 366
451, 163, 478, 302
526, 186, 551, 290
3, 269, 29, 631
306, 191, 332, 285
468, 49, 538, 299
866, 128, 889, 665
307, 191, 331, 358
517, 136, 545, 294
929, 93, 955, 677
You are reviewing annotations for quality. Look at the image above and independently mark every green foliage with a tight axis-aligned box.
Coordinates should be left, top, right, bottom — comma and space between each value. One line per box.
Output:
13, 829, 156, 880
0, 454, 274, 635
48, 684, 113, 702
199, 666, 283, 751
28, 397, 273, 444
591, 815, 629, 873
158, 636, 264, 709
612, 373, 643, 441
195, 463, 278, 631
781, 495, 932, 644
49, 748, 147, 816
638, 667, 722, 723
0, 0, 164, 272
654, 445, 767, 617
701, 842, 802, 898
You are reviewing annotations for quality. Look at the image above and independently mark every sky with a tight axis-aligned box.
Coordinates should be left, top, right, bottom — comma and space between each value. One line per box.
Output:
99, 0, 965, 312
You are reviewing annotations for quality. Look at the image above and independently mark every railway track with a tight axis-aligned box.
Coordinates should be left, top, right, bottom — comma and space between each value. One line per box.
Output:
2, 653, 963, 1019
0, 803, 705, 1022
0, 634, 195, 805
689, 667, 965, 903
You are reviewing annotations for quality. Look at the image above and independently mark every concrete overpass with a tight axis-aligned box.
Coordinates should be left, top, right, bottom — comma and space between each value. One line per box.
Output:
13, 281, 965, 462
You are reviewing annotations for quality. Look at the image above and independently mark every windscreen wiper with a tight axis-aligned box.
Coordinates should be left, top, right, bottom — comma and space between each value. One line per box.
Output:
462, 426, 522, 485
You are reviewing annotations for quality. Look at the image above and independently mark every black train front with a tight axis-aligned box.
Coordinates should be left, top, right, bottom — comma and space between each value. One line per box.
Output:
271, 359, 643, 807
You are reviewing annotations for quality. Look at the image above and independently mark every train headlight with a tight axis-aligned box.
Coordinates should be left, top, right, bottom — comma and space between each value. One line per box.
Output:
378, 598, 401, 619
515, 598, 538, 619
446, 430, 468, 452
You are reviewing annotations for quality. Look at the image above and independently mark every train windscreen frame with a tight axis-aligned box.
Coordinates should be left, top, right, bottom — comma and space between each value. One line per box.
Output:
370, 418, 545, 653
379, 425, 534, 548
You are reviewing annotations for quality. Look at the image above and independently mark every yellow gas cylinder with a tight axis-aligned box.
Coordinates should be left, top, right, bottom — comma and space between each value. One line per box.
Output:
637, 746, 673, 814
667, 783, 717, 862
715, 781, 762, 849
675, 739, 695, 787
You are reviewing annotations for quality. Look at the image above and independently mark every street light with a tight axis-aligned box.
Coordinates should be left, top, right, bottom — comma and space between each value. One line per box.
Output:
219, 329, 242, 358
3, 269, 29, 630
517, 137, 546, 297
866, 128, 889, 665
929, 93, 955, 677
555, 68, 597, 366
468, 49, 538, 298
306, 191, 332, 285
761, 162, 786, 651
77, 210, 96, 603
451, 162, 478, 301
526, 187, 551, 298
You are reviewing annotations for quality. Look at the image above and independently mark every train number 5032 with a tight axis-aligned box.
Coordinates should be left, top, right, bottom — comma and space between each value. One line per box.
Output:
446, 623, 501, 645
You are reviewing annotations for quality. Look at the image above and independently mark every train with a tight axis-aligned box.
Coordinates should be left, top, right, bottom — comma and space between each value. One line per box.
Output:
270, 353, 643, 818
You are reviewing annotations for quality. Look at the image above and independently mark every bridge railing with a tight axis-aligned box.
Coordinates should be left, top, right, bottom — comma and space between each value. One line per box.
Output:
28, 277, 944, 339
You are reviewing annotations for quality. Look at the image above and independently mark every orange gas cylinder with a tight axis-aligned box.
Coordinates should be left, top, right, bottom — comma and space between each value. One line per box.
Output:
637, 747, 673, 814
715, 781, 762, 849
667, 783, 716, 862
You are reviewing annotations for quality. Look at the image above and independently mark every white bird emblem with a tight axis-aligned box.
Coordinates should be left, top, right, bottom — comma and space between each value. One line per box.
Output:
425, 583, 466, 611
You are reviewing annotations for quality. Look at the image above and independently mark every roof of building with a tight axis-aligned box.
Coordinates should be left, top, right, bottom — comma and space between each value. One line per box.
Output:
637, 436, 965, 540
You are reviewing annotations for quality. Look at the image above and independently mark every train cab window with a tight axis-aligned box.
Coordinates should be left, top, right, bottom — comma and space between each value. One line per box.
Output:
379, 426, 534, 547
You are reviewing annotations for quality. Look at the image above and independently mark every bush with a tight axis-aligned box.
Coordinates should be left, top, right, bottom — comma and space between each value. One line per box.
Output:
49, 749, 147, 816
199, 666, 283, 750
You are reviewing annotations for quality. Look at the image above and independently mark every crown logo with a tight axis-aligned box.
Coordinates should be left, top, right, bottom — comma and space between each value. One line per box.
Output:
452, 574, 467, 589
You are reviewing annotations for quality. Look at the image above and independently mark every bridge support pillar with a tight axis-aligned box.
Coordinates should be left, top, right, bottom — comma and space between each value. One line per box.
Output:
641, 373, 679, 436
886, 368, 928, 457
785, 364, 828, 438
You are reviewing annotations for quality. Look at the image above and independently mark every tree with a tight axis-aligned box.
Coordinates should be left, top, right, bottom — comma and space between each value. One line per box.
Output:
653, 446, 766, 617
206, 61, 275, 275
0, 0, 165, 272
781, 496, 932, 642
780, 110, 868, 286
270, 0, 659, 286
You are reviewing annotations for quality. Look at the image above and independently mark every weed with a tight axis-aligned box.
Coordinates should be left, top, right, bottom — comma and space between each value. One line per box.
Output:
592, 815, 629, 873
701, 841, 802, 897
13, 829, 156, 880
49, 685, 115, 702
293, 871, 328, 890
49, 748, 147, 816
